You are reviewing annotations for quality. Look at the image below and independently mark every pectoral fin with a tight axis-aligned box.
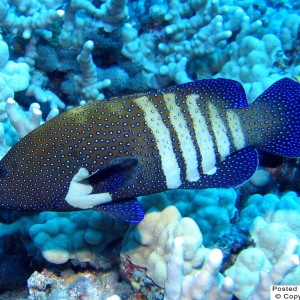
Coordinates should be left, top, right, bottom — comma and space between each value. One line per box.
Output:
83, 157, 139, 190
65, 158, 140, 211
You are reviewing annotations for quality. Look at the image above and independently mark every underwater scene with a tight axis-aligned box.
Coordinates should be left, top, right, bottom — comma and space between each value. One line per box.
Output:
1, 0, 300, 299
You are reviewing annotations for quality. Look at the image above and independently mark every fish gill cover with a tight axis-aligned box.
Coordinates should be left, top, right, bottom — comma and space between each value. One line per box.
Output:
0, 0, 299, 299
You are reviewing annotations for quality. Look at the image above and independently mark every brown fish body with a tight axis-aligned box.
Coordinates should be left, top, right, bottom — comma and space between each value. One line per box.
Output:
0, 78, 299, 223
0, 94, 163, 211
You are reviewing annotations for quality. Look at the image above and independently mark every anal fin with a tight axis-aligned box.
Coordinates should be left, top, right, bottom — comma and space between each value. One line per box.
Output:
198, 147, 259, 188
95, 198, 144, 223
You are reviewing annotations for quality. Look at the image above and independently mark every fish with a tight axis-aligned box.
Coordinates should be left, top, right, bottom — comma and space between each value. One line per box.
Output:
0, 78, 299, 223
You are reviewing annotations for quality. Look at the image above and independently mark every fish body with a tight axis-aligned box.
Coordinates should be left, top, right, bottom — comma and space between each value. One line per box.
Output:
1, 78, 300, 222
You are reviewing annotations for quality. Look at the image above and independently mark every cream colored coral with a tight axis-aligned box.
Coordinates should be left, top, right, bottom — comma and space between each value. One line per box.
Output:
165, 238, 233, 300
226, 208, 300, 300
121, 205, 212, 288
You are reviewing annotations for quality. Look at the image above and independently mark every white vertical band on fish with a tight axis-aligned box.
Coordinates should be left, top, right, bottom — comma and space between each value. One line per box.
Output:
208, 102, 230, 159
186, 95, 216, 174
134, 95, 182, 189
226, 110, 245, 150
163, 93, 200, 182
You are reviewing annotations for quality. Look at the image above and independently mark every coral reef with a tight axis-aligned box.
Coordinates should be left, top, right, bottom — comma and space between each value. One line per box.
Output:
119, 192, 300, 299
121, 202, 233, 299
238, 191, 300, 230
0, 0, 299, 298
0, 0, 298, 120
75, 40, 111, 102
0, 35, 30, 93
220, 191, 300, 299
166, 188, 237, 246
27, 268, 132, 299
225, 239, 299, 300
0, 210, 129, 266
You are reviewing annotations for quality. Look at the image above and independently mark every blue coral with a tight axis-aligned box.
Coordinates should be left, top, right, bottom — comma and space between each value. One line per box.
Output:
166, 188, 237, 246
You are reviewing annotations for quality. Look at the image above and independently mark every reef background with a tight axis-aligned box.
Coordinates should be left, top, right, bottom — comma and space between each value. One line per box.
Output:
0, 0, 299, 299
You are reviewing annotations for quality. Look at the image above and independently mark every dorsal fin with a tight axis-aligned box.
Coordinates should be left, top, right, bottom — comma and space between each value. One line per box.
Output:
163, 78, 248, 109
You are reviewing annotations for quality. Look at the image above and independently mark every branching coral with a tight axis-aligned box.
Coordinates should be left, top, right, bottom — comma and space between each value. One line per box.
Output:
121, 0, 234, 89
0, 0, 65, 39
165, 238, 234, 300
75, 40, 111, 102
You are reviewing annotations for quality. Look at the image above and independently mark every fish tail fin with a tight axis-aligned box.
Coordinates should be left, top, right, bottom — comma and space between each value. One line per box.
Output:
244, 78, 300, 157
